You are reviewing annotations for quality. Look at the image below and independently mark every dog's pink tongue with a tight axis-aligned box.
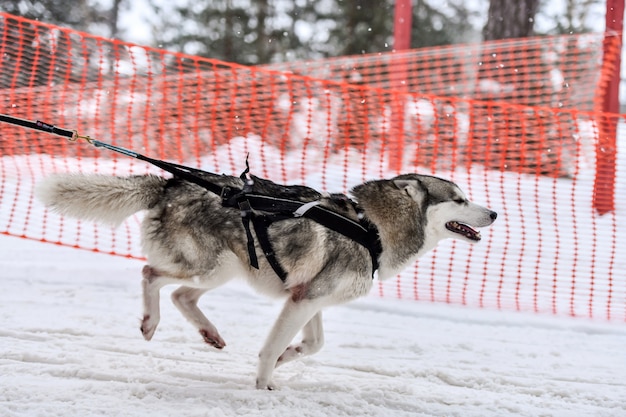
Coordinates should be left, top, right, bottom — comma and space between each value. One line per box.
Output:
460, 223, 480, 240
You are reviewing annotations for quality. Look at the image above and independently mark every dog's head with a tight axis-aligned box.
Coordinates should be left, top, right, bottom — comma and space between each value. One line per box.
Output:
393, 174, 497, 244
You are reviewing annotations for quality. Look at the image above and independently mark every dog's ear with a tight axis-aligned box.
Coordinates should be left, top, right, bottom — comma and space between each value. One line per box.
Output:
393, 179, 424, 200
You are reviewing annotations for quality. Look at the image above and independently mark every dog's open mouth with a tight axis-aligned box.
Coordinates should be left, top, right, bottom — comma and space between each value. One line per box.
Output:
446, 221, 481, 241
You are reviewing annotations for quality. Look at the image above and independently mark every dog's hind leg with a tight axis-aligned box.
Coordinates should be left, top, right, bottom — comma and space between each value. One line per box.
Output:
256, 298, 323, 390
171, 286, 226, 349
140, 265, 170, 341
275, 311, 324, 367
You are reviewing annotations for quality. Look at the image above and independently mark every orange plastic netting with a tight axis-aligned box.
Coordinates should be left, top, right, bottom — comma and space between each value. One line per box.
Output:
0, 13, 624, 320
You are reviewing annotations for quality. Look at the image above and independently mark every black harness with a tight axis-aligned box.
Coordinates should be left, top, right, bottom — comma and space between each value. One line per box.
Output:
0, 114, 383, 282
197, 163, 382, 281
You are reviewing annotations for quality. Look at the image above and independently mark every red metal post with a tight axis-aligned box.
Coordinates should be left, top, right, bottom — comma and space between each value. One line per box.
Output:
594, 0, 624, 215
393, 0, 413, 51
389, 0, 413, 173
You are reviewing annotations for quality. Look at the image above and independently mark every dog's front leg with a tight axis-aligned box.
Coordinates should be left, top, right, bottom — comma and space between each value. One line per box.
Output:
256, 299, 321, 390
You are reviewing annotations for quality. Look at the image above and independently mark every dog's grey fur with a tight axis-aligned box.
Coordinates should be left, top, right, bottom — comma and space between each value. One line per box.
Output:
36, 172, 496, 389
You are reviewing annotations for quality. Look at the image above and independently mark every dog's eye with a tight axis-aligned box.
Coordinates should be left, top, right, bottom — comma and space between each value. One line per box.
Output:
454, 198, 466, 205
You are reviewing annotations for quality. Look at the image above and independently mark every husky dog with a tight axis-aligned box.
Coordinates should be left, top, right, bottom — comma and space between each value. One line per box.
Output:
36, 171, 497, 389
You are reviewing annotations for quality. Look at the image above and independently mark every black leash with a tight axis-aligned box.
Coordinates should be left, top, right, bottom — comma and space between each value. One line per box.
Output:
1, 113, 382, 280
0, 114, 77, 139
1, 113, 227, 195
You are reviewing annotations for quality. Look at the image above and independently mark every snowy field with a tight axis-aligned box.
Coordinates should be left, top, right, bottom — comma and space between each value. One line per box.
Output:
1, 234, 625, 416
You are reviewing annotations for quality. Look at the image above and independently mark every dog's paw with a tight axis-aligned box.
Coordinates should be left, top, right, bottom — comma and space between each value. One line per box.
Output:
276, 344, 303, 366
140, 315, 158, 341
199, 329, 226, 349
255, 378, 277, 390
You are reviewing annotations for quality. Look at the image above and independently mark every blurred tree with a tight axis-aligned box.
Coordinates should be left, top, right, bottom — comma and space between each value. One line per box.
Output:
482, 0, 539, 40
0, 0, 124, 37
147, 0, 273, 64
144, 0, 479, 64
537, 0, 604, 35
412, 0, 478, 48
109, 0, 124, 39
327, 0, 393, 56
0, 0, 127, 87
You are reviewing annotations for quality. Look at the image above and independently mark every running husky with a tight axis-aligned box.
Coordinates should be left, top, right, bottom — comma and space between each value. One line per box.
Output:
36, 171, 497, 389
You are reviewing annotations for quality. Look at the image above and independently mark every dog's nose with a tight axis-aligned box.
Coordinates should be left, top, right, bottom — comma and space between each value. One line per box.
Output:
490, 211, 498, 221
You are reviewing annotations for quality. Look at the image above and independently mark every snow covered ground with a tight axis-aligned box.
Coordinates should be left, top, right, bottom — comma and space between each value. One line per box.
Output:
1, 234, 625, 416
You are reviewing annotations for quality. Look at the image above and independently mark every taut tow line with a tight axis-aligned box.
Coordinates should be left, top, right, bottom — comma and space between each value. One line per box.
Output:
0, 113, 228, 195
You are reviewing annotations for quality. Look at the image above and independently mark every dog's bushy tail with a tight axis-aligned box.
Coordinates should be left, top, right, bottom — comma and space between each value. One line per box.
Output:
36, 174, 167, 227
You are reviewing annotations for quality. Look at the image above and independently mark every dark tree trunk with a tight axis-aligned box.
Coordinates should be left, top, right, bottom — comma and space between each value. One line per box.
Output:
109, 0, 123, 39
482, 0, 539, 41
257, 0, 269, 63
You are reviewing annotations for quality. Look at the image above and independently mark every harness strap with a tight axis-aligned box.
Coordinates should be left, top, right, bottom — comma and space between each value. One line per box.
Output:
250, 214, 289, 281
238, 200, 259, 270
230, 193, 381, 278
294, 201, 321, 217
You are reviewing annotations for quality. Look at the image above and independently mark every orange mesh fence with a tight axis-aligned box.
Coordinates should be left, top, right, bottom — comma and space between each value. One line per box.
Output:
267, 33, 618, 111
0, 13, 624, 321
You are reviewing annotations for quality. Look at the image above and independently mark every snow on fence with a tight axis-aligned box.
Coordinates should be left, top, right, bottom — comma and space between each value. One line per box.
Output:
0, 13, 624, 321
